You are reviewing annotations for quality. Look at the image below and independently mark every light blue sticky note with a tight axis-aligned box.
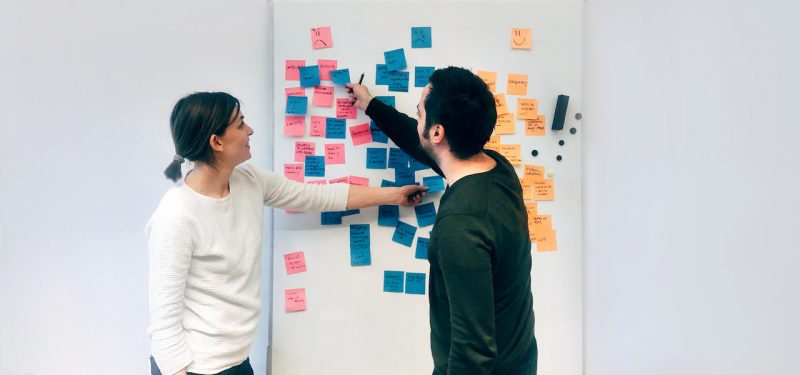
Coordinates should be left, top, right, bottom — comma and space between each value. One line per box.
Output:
384, 270, 405, 293
388, 147, 410, 169
304, 155, 325, 177
378, 205, 399, 227
392, 221, 417, 247
321, 212, 343, 225
375, 96, 396, 108
330, 68, 351, 85
299, 65, 321, 87
366, 148, 388, 169
388, 71, 410, 92
380, 179, 397, 188
415, 237, 429, 260
325, 118, 346, 139
395, 167, 415, 186
350, 224, 371, 266
410, 159, 429, 171
370, 121, 388, 143
405, 272, 426, 295
376, 64, 389, 85
422, 176, 445, 192
411, 27, 432, 48
384, 48, 407, 71
286, 96, 308, 115
414, 202, 436, 227
415, 66, 435, 88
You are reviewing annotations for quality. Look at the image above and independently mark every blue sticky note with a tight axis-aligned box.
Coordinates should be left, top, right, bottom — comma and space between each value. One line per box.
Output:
388, 148, 410, 169
411, 27, 432, 48
415, 66, 435, 88
325, 118, 346, 139
388, 71, 410, 92
405, 272, 426, 295
395, 167, 415, 186
330, 68, 351, 85
366, 148, 388, 169
376, 64, 390, 85
415, 237, 429, 260
341, 209, 361, 217
304, 155, 325, 177
299, 65, 321, 87
384, 48, 407, 71
410, 159, 429, 171
321, 212, 343, 225
392, 221, 417, 247
286, 96, 308, 115
381, 179, 397, 187
378, 205, 399, 227
422, 176, 445, 192
375, 96, 396, 108
350, 224, 371, 266
414, 202, 436, 227
384, 270, 405, 293
370, 121, 388, 143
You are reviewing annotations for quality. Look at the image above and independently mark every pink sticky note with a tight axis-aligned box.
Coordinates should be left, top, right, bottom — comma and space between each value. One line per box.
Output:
294, 141, 316, 163
285, 87, 305, 98
285, 288, 307, 312
329, 176, 349, 184
349, 176, 369, 186
349, 123, 373, 146
307, 180, 327, 185
336, 98, 356, 119
285, 60, 306, 80
284, 163, 304, 183
310, 27, 333, 49
312, 85, 334, 107
325, 143, 345, 165
318, 59, 337, 80
284, 116, 305, 137
284, 251, 307, 275
310, 116, 326, 137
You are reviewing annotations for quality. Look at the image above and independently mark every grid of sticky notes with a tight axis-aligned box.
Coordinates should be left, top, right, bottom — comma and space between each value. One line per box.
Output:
521, 165, 557, 252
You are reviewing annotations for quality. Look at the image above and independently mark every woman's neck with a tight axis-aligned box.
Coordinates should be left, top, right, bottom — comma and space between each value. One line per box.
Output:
185, 162, 234, 198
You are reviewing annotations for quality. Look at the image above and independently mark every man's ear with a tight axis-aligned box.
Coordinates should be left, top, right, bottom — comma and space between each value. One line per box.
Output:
209, 134, 224, 152
430, 124, 445, 144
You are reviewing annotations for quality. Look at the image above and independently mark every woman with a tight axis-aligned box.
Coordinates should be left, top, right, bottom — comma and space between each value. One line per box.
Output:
147, 92, 426, 375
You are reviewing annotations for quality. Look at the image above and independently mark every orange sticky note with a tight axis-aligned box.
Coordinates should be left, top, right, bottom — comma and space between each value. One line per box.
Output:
285, 60, 306, 80
484, 135, 501, 152
294, 141, 316, 163
317, 59, 337, 80
525, 202, 538, 218
507, 74, 528, 96
336, 98, 357, 119
284, 163, 304, 183
533, 178, 555, 201
349, 123, 373, 146
312, 85, 334, 107
494, 113, 515, 135
498, 144, 521, 165
477, 71, 497, 92
284, 251, 307, 275
517, 98, 539, 119
511, 28, 532, 50
530, 214, 552, 233
285, 87, 305, 98
285, 288, 307, 312
494, 94, 509, 115
525, 115, 546, 136
284, 116, 305, 137
524, 165, 545, 182
535, 230, 557, 252
325, 143, 345, 165
310, 116, 326, 137
521, 179, 534, 200
310, 27, 333, 49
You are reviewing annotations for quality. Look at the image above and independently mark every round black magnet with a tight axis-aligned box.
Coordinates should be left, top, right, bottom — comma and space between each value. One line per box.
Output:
556, 155, 563, 161
559, 140, 565, 146
570, 127, 577, 134
531, 149, 539, 157
575, 113, 582, 120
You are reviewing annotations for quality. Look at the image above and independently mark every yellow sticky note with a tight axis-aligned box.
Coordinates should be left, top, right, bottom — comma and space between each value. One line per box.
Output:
524, 165, 545, 182
533, 178, 555, 201
477, 71, 497, 92
511, 28, 532, 50
498, 144, 521, 165
494, 113, 515, 135
517, 98, 539, 119
525, 115, 546, 136
507, 74, 528, 96
535, 230, 558, 252
494, 94, 509, 115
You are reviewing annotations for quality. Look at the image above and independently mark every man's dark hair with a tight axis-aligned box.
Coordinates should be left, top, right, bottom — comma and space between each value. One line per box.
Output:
424, 66, 496, 159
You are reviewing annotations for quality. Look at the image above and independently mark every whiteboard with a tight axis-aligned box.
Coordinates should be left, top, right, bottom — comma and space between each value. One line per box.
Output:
271, 1, 582, 374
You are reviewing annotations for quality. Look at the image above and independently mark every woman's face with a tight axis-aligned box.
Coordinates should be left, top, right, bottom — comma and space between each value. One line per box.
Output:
216, 106, 254, 166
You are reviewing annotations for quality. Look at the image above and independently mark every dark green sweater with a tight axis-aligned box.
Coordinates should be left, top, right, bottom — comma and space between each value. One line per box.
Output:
366, 99, 535, 374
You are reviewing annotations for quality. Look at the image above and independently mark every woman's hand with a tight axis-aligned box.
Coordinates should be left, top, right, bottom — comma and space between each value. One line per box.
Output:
394, 185, 428, 207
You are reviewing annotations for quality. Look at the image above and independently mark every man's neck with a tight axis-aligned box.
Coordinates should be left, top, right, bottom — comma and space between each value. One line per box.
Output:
438, 151, 497, 186
185, 162, 235, 198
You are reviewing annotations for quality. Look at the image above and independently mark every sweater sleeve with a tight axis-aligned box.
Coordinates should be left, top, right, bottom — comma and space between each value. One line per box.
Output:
365, 98, 445, 178
435, 215, 497, 375
146, 210, 194, 375
243, 164, 349, 212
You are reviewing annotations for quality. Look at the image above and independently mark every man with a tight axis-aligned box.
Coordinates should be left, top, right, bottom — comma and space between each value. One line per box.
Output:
346, 66, 537, 375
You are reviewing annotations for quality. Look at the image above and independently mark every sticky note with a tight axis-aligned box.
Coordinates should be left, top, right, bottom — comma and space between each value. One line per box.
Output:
381, 179, 397, 187
341, 209, 361, 216
307, 180, 327, 185
345, 123, 371, 146
525, 115, 546, 136
336, 98, 357, 119
524, 165, 545, 181
415, 66, 435, 88
486, 135, 501, 148
511, 27, 532, 50
521, 179, 534, 200
284, 251, 307, 275
498, 144, 522, 165
383, 271, 405, 293
422, 176, 445, 192
304, 155, 325, 177
375, 96, 396, 108
525, 202, 538, 220
388, 147, 410, 169
285, 60, 305, 80
410, 159, 429, 171
329, 177, 349, 184
533, 178, 555, 201
494, 94, 509, 115
378, 205, 399, 227
388, 71, 410, 92
494, 113, 515, 135
370, 121, 388, 143
411, 27, 432, 48
366, 148, 388, 169
329, 68, 351, 85
285, 87, 305, 98
477, 71, 497, 92
317, 59, 337, 80
405, 272, 426, 295
310, 116, 326, 137
310, 26, 333, 49
414, 202, 436, 227
324, 143, 345, 165
321, 211, 343, 225
394, 167, 415, 186
284, 116, 305, 137
507, 73, 528, 95
530, 215, 552, 236
284, 163, 304, 183
376, 64, 390, 85
299, 65, 321, 87
350, 224, 371, 266
294, 141, 316, 163
325, 118, 346, 139
415, 237, 429, 260
517, 98, 539, 119
384, 48, 407, 71
348, 176, 368, 186
312, 86, 334, 107
392, 221, 417, 247
285, 288, 307, 312
535, 229, 557, 252
286, 96, 307, 115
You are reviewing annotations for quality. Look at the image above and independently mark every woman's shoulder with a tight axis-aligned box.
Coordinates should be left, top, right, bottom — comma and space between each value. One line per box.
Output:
233, 163, 279, 186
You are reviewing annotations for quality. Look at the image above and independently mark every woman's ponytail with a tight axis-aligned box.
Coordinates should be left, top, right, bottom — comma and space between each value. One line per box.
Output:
164, 155, 185, 182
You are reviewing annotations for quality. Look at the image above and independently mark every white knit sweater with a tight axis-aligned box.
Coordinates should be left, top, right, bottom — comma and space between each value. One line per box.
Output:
146, 164, 349, 374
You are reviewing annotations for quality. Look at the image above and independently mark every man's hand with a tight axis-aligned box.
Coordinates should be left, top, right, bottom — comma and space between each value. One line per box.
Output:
345, 83, 374, 111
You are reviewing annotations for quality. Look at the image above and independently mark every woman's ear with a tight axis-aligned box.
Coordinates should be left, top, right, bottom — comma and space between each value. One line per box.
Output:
209, 134, 224, 152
